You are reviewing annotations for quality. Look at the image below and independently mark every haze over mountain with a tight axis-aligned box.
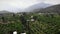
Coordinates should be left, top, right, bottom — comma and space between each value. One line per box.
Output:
0, 3, 51, 13
23, 3, 52, 12
1, 3, 60, 14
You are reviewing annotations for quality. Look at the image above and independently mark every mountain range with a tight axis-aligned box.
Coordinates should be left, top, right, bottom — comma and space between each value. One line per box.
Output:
0, 3, 60, 14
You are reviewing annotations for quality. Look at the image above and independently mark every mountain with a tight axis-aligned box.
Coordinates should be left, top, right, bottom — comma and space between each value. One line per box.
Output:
0, 10, 15, 16
0, 10, 14, 14
37, 4, 60, 13
23, 3, 51, 12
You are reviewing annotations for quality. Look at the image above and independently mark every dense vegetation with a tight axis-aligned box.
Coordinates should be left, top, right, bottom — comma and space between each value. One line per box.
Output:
0, 13, 60, 34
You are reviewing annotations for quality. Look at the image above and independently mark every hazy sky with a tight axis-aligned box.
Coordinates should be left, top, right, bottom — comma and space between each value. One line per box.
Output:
0, 0, 60, 12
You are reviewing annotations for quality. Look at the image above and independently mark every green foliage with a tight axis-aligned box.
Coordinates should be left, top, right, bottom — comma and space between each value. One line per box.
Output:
0, 14, 60, 34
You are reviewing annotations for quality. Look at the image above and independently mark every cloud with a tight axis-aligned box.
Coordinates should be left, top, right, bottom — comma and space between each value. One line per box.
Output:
44, 0, 60, 5
0, 0, 43, 9
0, 0, 60, 8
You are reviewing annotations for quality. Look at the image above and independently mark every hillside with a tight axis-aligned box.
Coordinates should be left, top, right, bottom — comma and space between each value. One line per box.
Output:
37, 4, 60, 13
18, 4, 60, 14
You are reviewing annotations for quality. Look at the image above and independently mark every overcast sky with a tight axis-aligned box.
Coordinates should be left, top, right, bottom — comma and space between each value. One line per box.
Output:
0, 0, 60, 12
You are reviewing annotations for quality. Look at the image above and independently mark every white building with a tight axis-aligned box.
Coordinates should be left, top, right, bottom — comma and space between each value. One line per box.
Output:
21, 33, 26, 34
